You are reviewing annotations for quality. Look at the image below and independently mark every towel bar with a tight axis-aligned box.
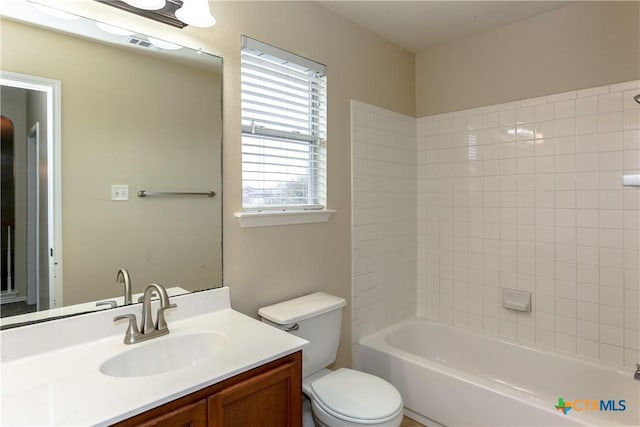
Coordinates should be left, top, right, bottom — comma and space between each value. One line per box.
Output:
137, 190, 216, 198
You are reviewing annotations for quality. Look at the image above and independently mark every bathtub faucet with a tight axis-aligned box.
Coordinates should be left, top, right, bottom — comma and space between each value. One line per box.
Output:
635, 364, 640, 381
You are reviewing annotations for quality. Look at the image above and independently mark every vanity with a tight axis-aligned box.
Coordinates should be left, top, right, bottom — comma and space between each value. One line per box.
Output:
0, 287, 307, 426
115, 352, 302, 427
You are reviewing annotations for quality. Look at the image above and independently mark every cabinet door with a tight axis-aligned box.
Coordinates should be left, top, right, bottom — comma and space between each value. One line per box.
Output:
136, 399, 207, 427
208, 360, 302, 427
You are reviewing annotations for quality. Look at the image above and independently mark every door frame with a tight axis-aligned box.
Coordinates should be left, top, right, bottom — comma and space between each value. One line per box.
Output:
1, 70, 63, 308
26, 122, 39, 307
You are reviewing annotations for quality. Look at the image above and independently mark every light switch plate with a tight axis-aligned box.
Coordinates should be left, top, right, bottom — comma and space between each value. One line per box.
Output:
111, 185, 129, 201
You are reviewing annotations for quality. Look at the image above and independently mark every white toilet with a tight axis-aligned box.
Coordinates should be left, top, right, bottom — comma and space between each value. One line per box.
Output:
259, 292, 404, 427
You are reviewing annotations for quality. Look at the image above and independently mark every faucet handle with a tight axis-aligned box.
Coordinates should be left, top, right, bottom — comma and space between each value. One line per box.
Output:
114, 314, 141, 345
96, 300, 117, 309
155, 303, 177, 332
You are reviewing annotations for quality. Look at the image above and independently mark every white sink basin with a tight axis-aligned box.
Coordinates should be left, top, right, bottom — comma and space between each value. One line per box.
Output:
100, 332, 227, 378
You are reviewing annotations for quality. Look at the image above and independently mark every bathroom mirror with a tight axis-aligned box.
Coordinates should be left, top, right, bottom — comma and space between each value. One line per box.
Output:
0, 1, 222, 328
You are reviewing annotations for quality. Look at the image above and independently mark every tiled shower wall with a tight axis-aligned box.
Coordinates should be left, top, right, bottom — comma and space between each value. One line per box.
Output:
351, 101, 417, 366
417, 81, 640, 368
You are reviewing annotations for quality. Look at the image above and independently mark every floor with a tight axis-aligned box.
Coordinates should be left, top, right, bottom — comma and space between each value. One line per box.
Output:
401, 416, 426, 427
0, 300, 36, 317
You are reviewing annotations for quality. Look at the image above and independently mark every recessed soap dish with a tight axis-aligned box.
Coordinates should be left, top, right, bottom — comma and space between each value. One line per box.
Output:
502, 288, 531, 312
623, 174, 640, 187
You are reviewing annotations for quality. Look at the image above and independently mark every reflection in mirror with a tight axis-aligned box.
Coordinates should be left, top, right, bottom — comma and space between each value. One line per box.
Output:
0, 0, 222, 328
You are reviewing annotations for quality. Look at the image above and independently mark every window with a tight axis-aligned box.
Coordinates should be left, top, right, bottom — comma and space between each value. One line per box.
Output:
241, 36, 327, 211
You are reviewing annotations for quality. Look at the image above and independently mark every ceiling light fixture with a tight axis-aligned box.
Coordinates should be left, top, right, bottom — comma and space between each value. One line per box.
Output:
122, 0, 166, 10
175, 0, 216, 28
95, 0, 215, 29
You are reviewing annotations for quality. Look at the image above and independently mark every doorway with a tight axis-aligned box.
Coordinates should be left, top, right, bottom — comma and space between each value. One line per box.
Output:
0, 71, 62, 315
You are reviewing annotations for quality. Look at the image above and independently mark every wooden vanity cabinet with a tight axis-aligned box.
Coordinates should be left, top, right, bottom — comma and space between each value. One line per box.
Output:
113, 351, 302, 427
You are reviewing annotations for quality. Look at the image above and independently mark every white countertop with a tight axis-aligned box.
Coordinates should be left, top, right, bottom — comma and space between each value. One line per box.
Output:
0, 287, 307, 426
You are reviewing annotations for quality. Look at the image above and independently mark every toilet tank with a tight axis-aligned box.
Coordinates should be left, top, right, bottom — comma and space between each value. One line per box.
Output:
258, 292, 346, 378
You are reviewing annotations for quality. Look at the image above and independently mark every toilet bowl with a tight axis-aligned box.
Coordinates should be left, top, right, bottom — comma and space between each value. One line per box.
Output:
304, 368, 404, 427
259, 292, 403, 427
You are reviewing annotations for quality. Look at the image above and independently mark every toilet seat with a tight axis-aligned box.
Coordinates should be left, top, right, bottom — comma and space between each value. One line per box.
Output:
307, 368, 403, 424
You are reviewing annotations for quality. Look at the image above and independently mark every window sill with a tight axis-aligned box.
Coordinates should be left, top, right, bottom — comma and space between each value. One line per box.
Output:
234, 209, 336, 228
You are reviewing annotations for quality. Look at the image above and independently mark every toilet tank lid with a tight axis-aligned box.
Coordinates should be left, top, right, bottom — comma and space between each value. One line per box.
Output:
258, 292, 346, 324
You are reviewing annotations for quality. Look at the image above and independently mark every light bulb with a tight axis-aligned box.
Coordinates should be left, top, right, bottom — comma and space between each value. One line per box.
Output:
175, 0, 216, 28
122, 0, 166, 11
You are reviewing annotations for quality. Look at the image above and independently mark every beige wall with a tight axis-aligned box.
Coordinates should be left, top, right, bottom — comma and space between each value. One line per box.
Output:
416, 1, 640, 116
1, 19, 223, 305
213, 1, 415, 369
36, 0, 416, 368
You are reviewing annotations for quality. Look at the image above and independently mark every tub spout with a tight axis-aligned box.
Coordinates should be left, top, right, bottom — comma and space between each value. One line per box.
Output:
635, 364, 640, 381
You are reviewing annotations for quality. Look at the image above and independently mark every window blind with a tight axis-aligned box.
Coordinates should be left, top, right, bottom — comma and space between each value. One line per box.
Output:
241, 36, 327, 210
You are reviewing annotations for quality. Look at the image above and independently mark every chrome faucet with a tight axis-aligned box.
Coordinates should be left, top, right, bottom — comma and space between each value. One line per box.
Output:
116, 268, 133, 305
635, 364, 640, 381
140, 284, 175, 334
114, 283, 177, 345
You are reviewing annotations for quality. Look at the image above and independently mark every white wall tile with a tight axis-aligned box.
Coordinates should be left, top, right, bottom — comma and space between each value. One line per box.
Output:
600, 304, 623, 326
576, 115, 598, 135
599, 131, 625, 151
578, 319, 599, 340
623, 150, 640, 171
577, 338, 599, 360
598, 151, 623, 171
535, 104, 554, 123
576, 173, 599, 192
516, 106, 535, 124
415, 87, 640, 368
577, 301, 599, 321
556, 333, 577, 354
598, 92, 624, 114
576, 134, 598, 153
353, 84, 640, 371
600, 326, 624, 348
352, 102, 417, 344
599, 112, 624, 133
624, 110, 640, 130
576, 97, 598, 117
555, 100, 575, 119
556, 118, 576, 137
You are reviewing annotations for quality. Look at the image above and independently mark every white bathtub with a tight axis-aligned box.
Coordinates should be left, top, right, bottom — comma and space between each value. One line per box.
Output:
359, 318, 639, 426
